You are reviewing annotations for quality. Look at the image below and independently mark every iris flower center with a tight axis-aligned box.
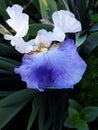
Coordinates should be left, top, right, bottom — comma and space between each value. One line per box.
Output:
36, 46, 48, 52
28, 42, 61, 55
40, 42, 60, 51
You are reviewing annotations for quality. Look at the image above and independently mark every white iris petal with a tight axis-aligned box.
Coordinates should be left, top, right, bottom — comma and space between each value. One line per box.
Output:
4, 4, 32, 53
6, 4, 29, 37
4, 35, 35, 53
52, 10, 82, 33
34, 10, 81, 48
35, 28, 65, 48
12, 37, 34, 54
52, 27, 65, 42
15, 39, 34, 53
4, 4, 82, 54
35, 29, 52, 47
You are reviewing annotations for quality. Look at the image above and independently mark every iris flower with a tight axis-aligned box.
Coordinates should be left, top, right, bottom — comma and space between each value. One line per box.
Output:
4, 4, 87, 91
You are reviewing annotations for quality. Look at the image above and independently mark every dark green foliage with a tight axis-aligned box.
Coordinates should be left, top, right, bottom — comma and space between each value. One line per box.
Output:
78, 32, 98, 57
90, 14, 98, 23
74, 47, 98, 106
0, 0, 98, 130
90, 24, 98, 31
64, 100, 98, 130
64, 107, 89, 130
80, 106, 98, 123
0, 89, 38, 129
26, 90, 69, 130
28, 23, 53, 37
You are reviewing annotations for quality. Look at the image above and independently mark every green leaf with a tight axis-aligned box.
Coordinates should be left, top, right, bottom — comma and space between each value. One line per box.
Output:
0, 24, 10, 35
0, 91, 17, 97
90, 24, 98, 31
27, 95, 40, 130
57, 0, 69, 11
80, 106, 98, 122
0, 43, 16, 57
68, 0, 76, 15
0, 69, 13, 74
0, 56, 19, 66
90, 14, 98, 23
64, 107, 80, 128
39, 0, 50, 19
0, 0, 8, 20
64, 118, 89, 130
64, 117, 76, 128
0, 59, 17, 71
78, 32, 98, 56
38, 94, 47, 130
76, 33, 87, 47
27, 93, 51, 130
64, 107, 89, 130
0, 55, 19, 72
39, 0, 57, 19
75, 0, 89, 22
0, 60, 15, 71
28, 23, 53, 36
61, 0, 70, 10
43, 117, 52, 130
48, 94, 56, 129
0, 28, 8, 35
0, 89, 37, 129
68, 107, 80, 120
29, 0, 40, 12
75, 119, 89, 130
45, 0, 57, 16
69, 99, 82, 112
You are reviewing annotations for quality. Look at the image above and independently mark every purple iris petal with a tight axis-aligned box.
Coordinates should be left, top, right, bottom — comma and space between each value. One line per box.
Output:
14, 39, 87, 91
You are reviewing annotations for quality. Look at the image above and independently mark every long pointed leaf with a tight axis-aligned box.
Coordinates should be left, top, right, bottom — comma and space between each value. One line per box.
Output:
0, 91, 17, 97
27, 95, 40, 130
0, 89, 37, 129
38, 94, 47, 130
78, 32, 98, 56
39, 0, 49, 19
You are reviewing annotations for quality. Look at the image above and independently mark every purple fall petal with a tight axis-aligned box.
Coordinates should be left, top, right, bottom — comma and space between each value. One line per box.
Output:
14, 39, 87, 91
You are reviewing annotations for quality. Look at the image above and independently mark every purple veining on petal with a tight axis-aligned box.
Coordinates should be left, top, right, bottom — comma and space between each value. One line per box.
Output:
14, 39, 87, 91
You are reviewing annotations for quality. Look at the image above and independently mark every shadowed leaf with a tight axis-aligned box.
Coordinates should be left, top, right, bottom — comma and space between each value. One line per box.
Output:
0, 89, 38, 129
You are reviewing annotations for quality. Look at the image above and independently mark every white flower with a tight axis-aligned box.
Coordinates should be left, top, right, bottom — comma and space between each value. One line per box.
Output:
4, 4, 82, 54
52, 10, 82, 33
34, 10, 82, 48
6, 4, 29, 37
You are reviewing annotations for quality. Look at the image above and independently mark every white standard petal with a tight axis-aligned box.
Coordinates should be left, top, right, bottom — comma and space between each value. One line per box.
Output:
35, 29, 52, 47
6, 4, 29, 37
35, 29, 65, 48
52, 10, 82, 33
51, 27, 65, 42
6, 4, 23, 18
